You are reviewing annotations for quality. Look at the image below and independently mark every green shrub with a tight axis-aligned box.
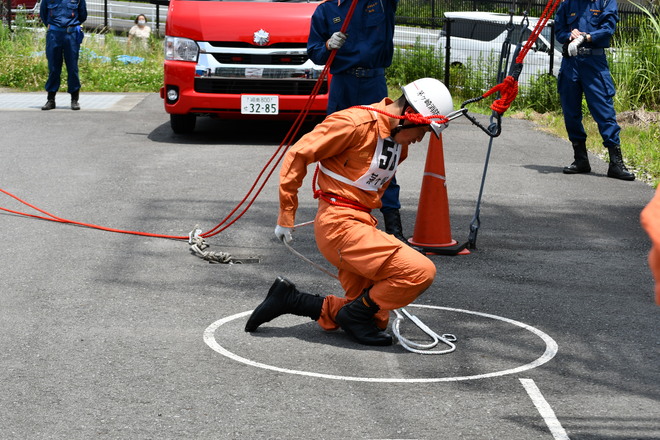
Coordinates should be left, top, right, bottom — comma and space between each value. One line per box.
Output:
513, 73, 561, 113
387, 37, 443, 87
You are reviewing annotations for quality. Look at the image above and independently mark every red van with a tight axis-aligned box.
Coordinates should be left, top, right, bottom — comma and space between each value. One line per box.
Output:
10, 0, 38, 9
160, 0, 329, 134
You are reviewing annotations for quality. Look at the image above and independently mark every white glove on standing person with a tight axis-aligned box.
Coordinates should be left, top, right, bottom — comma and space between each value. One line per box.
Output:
326, 31, 347, 50
568, 33, 586, 57
274, 225, 293, 244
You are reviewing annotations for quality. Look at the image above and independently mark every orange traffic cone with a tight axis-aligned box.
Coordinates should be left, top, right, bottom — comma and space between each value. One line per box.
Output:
408, 133, 469, 255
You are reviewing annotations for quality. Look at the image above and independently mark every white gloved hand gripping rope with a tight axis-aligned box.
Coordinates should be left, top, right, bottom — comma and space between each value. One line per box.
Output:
326, 31, 347, 50
274, 225, 294, 243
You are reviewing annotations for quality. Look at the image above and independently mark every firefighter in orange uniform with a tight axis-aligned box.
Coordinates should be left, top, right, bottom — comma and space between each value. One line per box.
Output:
245, 78, 454, 345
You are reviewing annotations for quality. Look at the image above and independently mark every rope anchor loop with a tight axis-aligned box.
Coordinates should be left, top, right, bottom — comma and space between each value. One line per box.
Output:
188, 226, 260, 264
392, 308, 457, 355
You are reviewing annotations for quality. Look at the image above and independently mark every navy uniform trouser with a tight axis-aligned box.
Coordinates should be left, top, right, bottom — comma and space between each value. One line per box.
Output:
328, 73, 401, 212
45, 29, 81, 94
557, 54, 620, 147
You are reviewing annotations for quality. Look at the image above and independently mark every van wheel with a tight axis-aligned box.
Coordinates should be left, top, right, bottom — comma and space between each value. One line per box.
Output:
170, 114, 196, 134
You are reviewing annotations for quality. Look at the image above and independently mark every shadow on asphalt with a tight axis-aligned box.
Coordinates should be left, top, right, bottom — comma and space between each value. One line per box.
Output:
148, 117, 321, 146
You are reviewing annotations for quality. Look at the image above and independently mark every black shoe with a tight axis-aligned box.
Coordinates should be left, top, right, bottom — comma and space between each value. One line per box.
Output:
563, 141, 591, 174
41, 100, 56, 111
335, 291, 393, 346
70, 91, 80, 110
382, 209, 407, 243
607, 146, 635, 181
41, 92, 56, 111
245, 277, 323, 332
562, 161, 591, 174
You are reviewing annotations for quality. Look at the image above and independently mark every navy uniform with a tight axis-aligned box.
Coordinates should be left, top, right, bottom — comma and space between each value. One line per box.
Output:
40, 0, 87, 111
555, 0, 634, 180
307, 0, 410, 241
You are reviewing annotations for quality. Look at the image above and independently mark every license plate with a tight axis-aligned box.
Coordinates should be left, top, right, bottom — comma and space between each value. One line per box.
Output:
241, 95, 279, 115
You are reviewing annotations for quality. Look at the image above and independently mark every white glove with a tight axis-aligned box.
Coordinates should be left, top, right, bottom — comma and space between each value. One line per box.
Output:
274, 225, 293, 244
568, 34, 586, 57
326, 31, 347, 50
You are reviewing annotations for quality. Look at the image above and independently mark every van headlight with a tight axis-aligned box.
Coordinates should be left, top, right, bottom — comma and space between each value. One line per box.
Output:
165, 36, 199, 62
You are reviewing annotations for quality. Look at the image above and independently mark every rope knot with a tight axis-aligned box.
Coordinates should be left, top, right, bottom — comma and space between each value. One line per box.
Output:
482, 75, 519, 115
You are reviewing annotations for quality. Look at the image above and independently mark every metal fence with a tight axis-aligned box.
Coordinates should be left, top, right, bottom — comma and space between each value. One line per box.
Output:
1, 0, 168, 34
392, 0, 658, 89
396, 0, 657, 36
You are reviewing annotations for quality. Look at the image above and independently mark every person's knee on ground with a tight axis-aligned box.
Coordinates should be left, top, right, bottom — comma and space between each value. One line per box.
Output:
334, 249, 436, 346
245, 277, 324, 332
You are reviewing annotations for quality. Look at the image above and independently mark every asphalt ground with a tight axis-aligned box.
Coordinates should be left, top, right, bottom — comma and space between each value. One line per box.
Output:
0, 92, 658, 440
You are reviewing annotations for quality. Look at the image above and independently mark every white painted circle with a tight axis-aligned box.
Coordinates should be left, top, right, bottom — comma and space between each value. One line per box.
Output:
203, 304, 558, 383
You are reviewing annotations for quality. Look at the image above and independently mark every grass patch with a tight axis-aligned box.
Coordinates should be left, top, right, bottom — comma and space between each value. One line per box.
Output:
0, 24, 163, 93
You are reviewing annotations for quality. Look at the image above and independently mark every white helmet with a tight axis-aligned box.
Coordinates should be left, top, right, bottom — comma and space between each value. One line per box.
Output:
401, 78, 453, 137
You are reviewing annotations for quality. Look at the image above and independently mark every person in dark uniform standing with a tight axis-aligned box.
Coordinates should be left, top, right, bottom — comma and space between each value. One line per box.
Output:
307, 0, 410, 241
40, 0, 87, 111
555, 0, 634, 181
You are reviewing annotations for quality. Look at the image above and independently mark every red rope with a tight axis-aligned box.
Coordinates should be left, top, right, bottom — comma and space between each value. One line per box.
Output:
482, 0, 563, 115
516, 0, 563, 64
0, 0, 362, 241
483, 75, 519, 114
311, 165, 371, 213
0, 188, 187, 239
350, 105, 450, 125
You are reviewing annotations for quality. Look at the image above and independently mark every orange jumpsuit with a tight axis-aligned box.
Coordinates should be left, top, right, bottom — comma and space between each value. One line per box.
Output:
640, 186, 660, 305
278, 98, 437, 330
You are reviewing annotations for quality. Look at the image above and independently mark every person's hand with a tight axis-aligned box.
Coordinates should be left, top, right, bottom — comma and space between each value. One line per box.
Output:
274, 225, 293, 244
568, 33, 586, 57
326, 31, 347, 50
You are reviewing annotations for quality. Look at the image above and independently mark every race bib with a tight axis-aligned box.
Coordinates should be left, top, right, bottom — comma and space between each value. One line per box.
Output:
319, 137, 401, 191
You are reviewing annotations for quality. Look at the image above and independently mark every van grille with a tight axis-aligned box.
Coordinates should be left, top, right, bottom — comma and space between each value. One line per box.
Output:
207, 42, 307, 49
194, 78, 328, 95
212, 53, 309, 65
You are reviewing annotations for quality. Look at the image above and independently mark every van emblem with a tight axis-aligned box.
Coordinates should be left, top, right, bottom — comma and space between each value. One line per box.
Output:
253, 29, 270, 46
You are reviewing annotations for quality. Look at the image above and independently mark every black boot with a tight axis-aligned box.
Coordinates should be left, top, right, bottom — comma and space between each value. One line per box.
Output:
41, 92, 56, 111
335, 291, 393, 346
382, 209, 407, 243
607, 145, 635, 181
563, 141, 591, 174
245, 277, 324, 332
70, 90, 80, 111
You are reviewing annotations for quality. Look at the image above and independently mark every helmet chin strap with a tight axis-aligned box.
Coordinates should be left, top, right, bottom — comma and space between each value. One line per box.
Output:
391, 102, 413, 137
